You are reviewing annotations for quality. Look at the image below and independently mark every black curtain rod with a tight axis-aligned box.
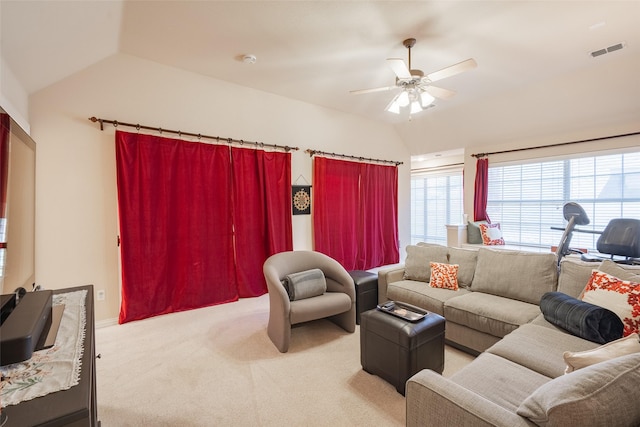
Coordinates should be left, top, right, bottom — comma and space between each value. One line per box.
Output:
305, 149, 403, 166
88, 117, 299, 152
471, 131, 640, 158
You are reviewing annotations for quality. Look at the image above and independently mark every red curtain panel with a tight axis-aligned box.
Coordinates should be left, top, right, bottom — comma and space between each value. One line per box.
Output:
313, 157, 399, 270
231, 147, 292, 297
313, 157, 361, 269
360, 163, 399, 269
116, 131, 237, 323
474, 157, 490, 222
0, 113, 9, 220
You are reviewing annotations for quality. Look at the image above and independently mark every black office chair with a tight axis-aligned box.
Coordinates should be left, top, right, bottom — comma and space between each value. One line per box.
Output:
582, 218, 640, 265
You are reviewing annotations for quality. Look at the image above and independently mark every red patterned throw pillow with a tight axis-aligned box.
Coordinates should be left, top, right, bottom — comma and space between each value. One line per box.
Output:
581, 270, 640, 336
479, 222, 505, 245
429, 262, 460, 291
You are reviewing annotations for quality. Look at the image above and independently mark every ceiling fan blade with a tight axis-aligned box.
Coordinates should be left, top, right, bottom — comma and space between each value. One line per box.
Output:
424, 85, 457, 100
349, 86, 396, 95
426, 58, 477, 82
387, 58, 411, 79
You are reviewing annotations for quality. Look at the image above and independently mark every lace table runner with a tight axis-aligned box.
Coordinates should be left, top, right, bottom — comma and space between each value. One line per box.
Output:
0, 289, 87, 407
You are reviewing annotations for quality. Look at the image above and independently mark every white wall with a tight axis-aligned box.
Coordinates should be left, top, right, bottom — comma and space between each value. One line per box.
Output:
30, 53, 411, 322
0, 54, 30, 134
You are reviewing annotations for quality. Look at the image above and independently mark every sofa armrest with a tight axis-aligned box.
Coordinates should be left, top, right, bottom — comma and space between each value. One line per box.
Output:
406, 370, 535, 427
377, 265, 406, 304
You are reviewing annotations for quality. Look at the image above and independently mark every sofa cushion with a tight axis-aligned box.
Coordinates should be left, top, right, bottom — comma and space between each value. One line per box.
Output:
429, 262, 459, 290
563, 333, 640, 373
517, 353, 640, 427
387, 280, 471, 316
447, 247, 478, 288
487, 323, 600, 378
597, 259, 640, 281
403, 244, 449, 283
444, 292, 540, 338
540, 291, 623, 344
557, 259, 640, 298
451, 352, 551, 413
557, 258, 598, 298
581, 269, 640, 336
471, 248, 558, 304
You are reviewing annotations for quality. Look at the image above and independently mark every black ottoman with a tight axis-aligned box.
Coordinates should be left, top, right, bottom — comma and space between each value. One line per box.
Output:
348, 270, 378, 325
360, 304, 445, 395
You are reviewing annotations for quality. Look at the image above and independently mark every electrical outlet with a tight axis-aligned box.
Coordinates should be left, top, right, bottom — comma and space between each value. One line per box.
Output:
97, 290, 106, 301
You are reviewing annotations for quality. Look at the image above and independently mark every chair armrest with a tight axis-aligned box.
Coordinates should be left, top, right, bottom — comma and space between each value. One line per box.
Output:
406, 370, 534, 427
323, 264, 355, 302
377, 265, 405, 304
263, 262, 291, 314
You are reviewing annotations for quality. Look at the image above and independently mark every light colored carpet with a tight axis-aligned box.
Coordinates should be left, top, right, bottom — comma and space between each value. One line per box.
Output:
95, 294, 474, 426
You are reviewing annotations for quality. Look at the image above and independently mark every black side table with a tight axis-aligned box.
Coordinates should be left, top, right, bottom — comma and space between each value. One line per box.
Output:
348, 270, 378, 325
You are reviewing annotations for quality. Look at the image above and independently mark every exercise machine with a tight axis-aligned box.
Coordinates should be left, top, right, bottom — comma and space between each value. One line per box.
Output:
552, 202, 640, 265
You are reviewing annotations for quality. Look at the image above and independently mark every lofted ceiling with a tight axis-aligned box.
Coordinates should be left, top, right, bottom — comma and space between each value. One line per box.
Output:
2, 1, 639, 156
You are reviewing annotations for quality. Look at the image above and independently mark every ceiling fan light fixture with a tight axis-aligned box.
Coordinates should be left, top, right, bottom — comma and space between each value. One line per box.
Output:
397, 91, 410, 107
350, 37, 476, 119
386, 101, 401, 114
420, 91, 435, 107
385, 93, 402, 114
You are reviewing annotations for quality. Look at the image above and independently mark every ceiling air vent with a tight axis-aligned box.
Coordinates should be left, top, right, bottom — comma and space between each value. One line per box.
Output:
590, 42, 626, 58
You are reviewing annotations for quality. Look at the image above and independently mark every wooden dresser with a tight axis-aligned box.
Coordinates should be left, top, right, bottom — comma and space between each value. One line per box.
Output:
2, 285, 99, 426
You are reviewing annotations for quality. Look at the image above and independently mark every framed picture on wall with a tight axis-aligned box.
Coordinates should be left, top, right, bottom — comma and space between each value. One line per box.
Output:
292, 185, 311, 215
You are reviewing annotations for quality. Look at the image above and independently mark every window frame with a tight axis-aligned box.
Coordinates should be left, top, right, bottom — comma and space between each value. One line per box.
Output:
411, 165, 464, 246
486, 146, 640, 252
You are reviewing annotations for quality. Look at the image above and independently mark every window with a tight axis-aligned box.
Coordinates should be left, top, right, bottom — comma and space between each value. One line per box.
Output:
411, 168, 463, 245
487, 151, 640, 251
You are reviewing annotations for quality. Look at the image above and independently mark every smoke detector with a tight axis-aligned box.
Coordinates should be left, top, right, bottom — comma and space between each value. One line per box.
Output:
242, 54, 257, 64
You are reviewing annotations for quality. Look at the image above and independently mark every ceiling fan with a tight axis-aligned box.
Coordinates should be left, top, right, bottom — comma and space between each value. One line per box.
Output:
351, 38, 477, 115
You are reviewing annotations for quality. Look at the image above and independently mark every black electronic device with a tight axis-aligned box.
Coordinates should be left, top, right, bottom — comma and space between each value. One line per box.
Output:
0, 293, 17, 325
0, 290, 56, 366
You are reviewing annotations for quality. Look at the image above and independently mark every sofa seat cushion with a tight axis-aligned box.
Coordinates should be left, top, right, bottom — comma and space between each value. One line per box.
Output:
289, 292, 352, 324
471, 248, 558, 304
444, 292, 540, 338
487, 323, 600, 378
450, 352, 551, 413
387, 280, 470, 316
529, 313, 567, 331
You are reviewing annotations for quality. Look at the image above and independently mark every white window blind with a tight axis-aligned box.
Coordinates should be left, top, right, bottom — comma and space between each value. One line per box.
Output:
411, 168, 463, 245
487, 151, 640, 251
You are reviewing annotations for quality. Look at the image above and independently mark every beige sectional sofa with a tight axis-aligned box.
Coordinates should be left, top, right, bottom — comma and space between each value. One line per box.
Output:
378, 243, 640, 426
